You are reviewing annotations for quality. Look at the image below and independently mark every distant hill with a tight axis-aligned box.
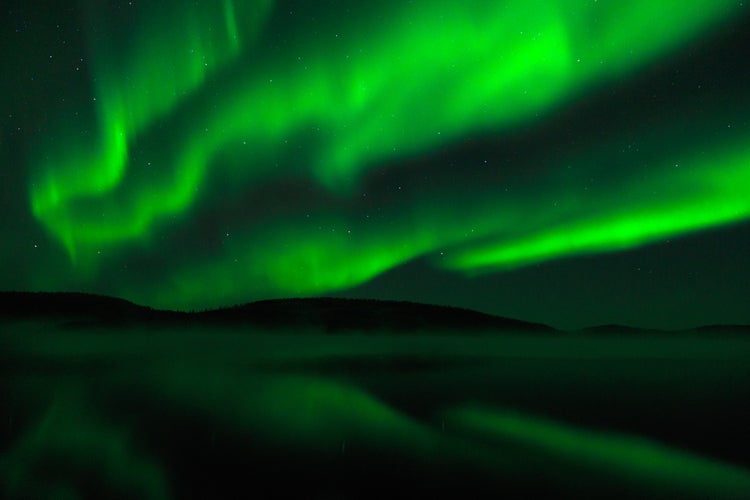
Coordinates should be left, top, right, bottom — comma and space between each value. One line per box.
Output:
577, 324, 668, 335
0, 292, 159, 322
577, 324, 750, 335
194, 297, 554, 333
687, 324, 750, 335
0, 292, 553, 334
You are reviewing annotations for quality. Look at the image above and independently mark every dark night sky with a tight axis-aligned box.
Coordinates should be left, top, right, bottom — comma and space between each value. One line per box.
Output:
2, 0, 749, 329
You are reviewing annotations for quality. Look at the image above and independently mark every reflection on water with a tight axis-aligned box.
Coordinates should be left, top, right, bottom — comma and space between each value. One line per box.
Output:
2, 324, 749, 498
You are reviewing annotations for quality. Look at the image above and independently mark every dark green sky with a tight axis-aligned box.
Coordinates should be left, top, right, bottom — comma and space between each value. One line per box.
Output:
2, 0, 749, 329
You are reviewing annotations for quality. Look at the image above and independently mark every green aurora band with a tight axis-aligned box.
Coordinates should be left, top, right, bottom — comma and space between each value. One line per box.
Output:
25, 0, 750, 308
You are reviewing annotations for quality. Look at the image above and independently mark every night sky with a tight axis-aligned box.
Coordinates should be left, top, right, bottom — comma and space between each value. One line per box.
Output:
2, 0, 749, 329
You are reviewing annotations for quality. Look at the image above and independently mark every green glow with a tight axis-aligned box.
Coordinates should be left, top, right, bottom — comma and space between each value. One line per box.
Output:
445, 406, 750, 496
444, 140, 750, 272
4, 325, 749, 496
17, 1, 750, 309
223, 0, 241, 53
30, 0, 274, 257
147, 121, 750, 310
153, 372, 439, 455
1, 390, 169, 500
31, 1, 738, 250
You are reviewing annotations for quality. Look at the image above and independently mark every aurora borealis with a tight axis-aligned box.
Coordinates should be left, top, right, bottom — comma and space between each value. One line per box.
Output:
3, 0, 750, 328
3, 3, 750, 495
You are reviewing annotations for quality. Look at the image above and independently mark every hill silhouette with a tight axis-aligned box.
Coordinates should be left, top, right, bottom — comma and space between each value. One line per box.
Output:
688, 324, 750, 335
577, 324, 669, 335
0, 292, 160, 323
194, 297, 555, 333
0, 292, 554, 333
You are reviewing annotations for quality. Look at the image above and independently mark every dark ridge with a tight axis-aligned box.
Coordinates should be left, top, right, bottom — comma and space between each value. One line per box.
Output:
0, 292, 553, 334
2, 292, 749, 335
577, 324, 669, 335
0, 292, 159, 323
687, 325, 750, 335
193, 297, 556, 334
579, 324, 750, 336
0, 292, 188, 329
